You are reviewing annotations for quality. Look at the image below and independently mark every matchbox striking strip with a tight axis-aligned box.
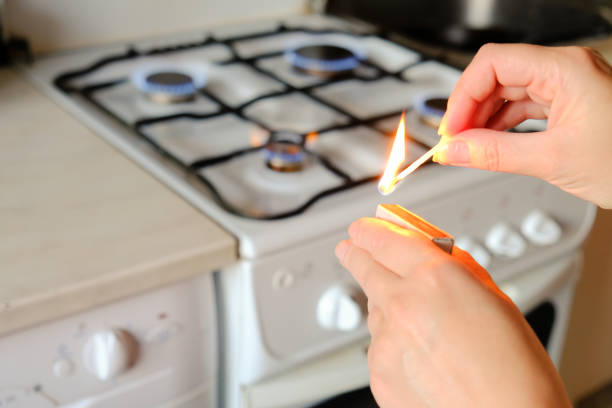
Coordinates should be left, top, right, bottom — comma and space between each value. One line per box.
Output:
376, 203, 454, 253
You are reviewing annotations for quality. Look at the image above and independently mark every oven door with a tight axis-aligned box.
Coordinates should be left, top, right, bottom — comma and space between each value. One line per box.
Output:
242, 253, 581, 408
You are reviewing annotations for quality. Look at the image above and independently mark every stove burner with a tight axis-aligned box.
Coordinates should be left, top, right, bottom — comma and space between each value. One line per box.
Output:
143, 71, 197, 103
297, 45, 355, 61
263, 142, 306, 172
416, 97, 448, 128
285, 44, 362, 78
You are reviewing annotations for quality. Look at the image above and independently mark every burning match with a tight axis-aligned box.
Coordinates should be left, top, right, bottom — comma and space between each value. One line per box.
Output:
378, 112, 443, 195
376, 113, 453, 253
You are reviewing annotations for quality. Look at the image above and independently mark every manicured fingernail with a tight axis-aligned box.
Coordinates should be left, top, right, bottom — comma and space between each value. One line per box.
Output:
438, 115, 449, 137
433, 143, 445, 163
433, 135, 450, 162
436, 140, 470, 164
335, 240, 349, 261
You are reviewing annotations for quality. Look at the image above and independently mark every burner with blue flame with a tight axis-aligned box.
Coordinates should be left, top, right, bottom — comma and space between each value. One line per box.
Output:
285, 43, 365, 77
263, 142, 306, 172
415, 96, 448, 128
132, 64, 207, 104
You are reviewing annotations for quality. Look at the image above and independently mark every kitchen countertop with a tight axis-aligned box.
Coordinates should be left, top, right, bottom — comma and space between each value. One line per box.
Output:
0, 68, 237, 336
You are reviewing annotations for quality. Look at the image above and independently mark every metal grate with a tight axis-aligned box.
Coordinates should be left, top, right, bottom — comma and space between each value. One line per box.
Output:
53, 24, 443, 220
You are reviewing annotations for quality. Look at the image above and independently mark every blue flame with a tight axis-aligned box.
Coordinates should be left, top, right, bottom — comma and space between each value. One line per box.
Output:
284, 47, 363, 73
141, 75, 197, 96
415, 97, 447, 118
263, 146, 304, 163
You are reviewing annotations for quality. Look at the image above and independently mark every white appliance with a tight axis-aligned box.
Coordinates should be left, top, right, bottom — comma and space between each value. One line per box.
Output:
5, 8, 596, 408
0, 274, 218, 408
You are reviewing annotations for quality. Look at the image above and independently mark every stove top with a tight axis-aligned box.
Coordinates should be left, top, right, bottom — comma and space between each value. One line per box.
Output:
46, 17, 467, 220
24, 14, 545, 258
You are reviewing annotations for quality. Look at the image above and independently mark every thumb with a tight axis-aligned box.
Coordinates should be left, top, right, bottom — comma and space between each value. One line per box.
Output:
433, 128, 555, 179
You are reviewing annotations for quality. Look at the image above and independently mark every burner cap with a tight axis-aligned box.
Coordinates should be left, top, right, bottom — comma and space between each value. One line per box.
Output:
132, 64, 207, 102
285, 44, 362, 78
263, 142, 305, 173
143, 71, 197, 103
296, 45, 355, 61
416, 97, 448, 128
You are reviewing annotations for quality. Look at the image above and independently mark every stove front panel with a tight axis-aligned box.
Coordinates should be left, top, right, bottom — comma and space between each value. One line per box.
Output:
231, 174, 595, 384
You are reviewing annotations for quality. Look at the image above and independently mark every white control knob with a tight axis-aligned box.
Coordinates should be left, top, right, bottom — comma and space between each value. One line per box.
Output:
455, 236, 492, 268
317, 285, 364, 331
485, 222, 527, 258
53, 358, 74, 378
82, 328, 138, 381
521, 210, 562, 246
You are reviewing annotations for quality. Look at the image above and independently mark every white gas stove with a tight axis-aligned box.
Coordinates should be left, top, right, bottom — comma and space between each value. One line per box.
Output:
16, 12, 596, 408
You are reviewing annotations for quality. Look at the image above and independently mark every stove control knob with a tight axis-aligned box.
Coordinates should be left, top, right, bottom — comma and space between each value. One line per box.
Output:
455, 236, 492, 269
317, 285, 364, 331
485, 223, 527, 258
82, 328, 138, 381
521, 210, 562, 246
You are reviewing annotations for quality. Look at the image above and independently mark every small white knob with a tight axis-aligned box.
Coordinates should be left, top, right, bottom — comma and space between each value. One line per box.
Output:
53, 358, 74, 378
521, 210, 562, 246
455, 236, 492, 268
82, 328, 138, 381
485, 223, 527, 258
317, 285, 364, 331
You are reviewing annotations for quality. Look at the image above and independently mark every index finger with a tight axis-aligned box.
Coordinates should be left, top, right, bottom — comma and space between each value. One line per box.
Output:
441, 43, 559, 136
335, 239, 400, 304
348, 217, 447, 277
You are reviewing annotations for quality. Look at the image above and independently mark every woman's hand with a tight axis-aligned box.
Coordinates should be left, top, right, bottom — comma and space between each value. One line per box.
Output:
434, 43, 612, 208
336, 218, 571, 408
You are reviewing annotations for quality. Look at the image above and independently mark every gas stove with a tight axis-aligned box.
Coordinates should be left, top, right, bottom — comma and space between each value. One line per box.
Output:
23, 15, 500, 257
19, 13, 596, 408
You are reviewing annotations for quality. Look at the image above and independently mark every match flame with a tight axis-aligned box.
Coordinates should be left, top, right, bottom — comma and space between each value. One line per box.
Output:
378, 113, 406, 195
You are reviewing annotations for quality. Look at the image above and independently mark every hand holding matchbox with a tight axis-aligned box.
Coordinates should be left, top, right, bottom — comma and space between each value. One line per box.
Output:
375, 204, 454, 253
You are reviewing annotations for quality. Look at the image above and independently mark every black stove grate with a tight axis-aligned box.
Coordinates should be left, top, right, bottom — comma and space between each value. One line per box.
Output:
54, 23, 445, 220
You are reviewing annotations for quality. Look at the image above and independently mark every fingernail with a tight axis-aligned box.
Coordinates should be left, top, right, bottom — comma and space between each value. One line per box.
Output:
438, 115, 449, 138
335, 240, 349, 261
433, 143, 446, 163
432, 135, 450, 163
436, 140, 470, 164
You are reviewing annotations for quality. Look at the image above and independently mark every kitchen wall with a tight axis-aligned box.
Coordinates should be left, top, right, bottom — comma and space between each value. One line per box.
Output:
561, 208, 612, 401
3, 0, 308, 53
